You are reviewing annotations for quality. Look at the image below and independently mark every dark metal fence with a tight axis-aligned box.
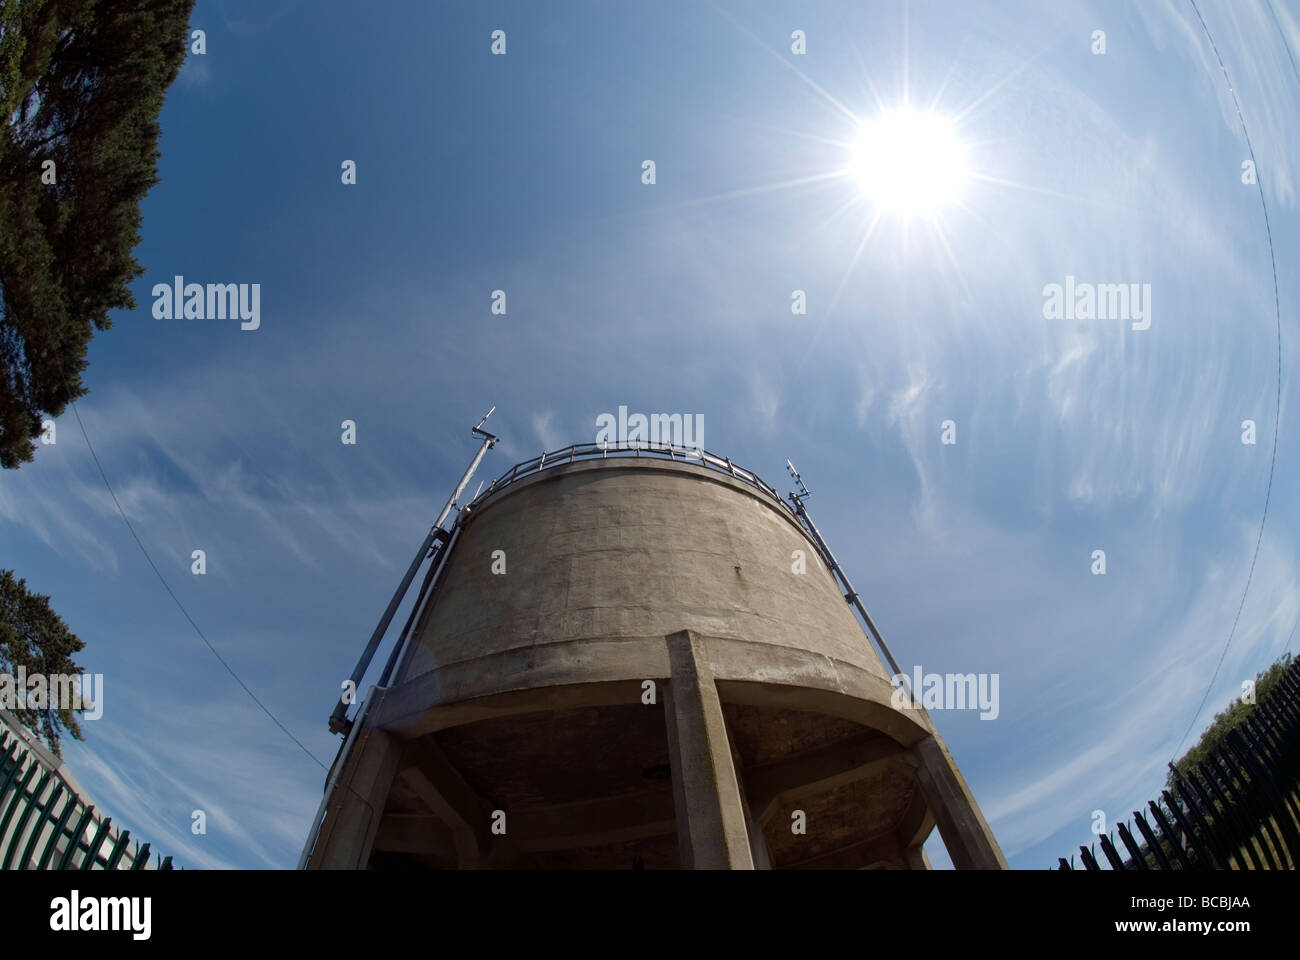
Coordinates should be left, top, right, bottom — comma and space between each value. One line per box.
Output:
0, 724, 172, 871
1058, 657, 1300, 870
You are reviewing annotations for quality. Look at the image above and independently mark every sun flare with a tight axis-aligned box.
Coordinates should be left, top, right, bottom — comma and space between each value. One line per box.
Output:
849, 109, 970, 216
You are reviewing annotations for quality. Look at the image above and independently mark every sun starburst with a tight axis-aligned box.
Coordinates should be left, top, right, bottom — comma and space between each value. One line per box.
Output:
848, 109, 971, 217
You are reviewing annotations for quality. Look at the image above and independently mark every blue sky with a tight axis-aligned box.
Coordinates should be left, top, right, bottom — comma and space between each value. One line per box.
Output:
1, 0, 1297, 869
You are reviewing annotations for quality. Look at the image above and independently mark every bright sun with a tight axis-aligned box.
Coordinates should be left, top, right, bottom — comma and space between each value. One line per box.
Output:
849, 109, 970, 216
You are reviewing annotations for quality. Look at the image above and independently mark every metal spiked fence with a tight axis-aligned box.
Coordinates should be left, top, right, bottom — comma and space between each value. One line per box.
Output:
1058, 657, 1300, 870
0, 720, 172, 871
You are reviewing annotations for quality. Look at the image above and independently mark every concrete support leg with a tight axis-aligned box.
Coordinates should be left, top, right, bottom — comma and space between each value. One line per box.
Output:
728, 730, 773, 869
663, 630, 754, 869
399, 739, 522, 869
307, 717, 402, 869
904, 845, 932, 870
910, 735, 1008, 869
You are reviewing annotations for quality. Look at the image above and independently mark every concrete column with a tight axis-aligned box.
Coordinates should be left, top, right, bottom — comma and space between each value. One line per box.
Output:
663, 630, 754, 869
903, 845, 932, 870
399, 739, 523, 869
308, 713, 402, 869
728, 727, 773, 869
910, 735, 1007, 869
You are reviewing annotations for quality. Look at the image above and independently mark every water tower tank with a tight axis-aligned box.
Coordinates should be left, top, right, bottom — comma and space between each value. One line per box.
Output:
305, 448, 1005, 869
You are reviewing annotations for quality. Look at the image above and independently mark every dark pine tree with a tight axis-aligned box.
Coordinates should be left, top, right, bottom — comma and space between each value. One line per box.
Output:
0, 0, 193, 468
0, 568, 88, 755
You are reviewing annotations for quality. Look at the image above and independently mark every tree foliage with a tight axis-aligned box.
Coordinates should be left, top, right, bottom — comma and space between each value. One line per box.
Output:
0, 0, 192, 468
0, 568, 87, 754
1167, 651, 1294, 790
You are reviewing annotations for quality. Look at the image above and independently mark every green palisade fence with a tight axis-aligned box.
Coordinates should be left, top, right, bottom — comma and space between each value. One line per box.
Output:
0, 725, 172, 871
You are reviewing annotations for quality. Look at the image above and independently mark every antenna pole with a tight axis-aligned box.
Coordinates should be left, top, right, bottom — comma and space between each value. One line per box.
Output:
328, 408, 499, 734
785, 460, 903, 678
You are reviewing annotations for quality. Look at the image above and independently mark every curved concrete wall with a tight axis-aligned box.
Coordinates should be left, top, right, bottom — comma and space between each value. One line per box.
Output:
398, 458, 892, 689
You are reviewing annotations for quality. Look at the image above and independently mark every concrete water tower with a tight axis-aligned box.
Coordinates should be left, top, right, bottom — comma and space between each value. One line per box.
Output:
302, 435, 1006, 869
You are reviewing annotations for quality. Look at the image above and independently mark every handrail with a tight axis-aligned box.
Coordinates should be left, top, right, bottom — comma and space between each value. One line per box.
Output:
463, 441, 797, 520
